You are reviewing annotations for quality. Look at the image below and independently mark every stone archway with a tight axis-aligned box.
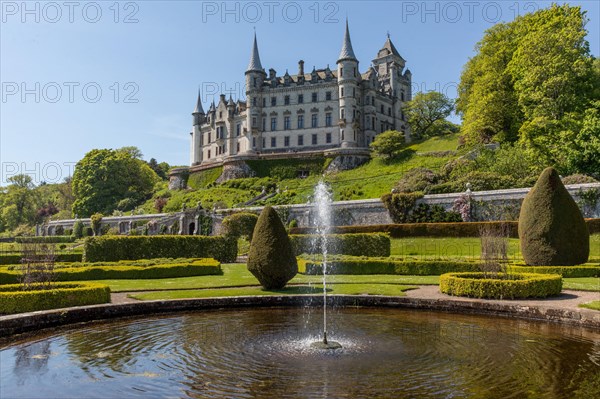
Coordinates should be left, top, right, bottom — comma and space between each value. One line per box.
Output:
188, 222, 196, 235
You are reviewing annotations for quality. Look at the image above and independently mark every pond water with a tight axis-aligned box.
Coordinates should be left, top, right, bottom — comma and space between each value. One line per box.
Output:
1, 308, 599, 398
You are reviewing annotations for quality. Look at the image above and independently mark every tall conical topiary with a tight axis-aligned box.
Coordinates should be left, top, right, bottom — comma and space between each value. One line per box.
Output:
519, 167, 589, 265
247, 206, 298, 289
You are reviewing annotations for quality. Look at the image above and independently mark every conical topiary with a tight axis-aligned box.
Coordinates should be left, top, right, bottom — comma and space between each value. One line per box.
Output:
247, 206, 298, 289
519, 167, 589, 265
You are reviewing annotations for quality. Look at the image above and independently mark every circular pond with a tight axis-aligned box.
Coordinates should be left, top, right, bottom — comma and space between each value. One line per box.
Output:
1, 308, 599, 398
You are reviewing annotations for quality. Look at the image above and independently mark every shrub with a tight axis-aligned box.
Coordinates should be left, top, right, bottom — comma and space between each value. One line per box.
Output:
221, 212, 258, 240
247, 206, 297, 289
381, 192, 424, 223
0, 253, 82, 265
428, 171, 517, 194
90, 213, 103, 236
82, 235, 237, 263
406, 204, 462, 223
439, 272, 562, 299
73, 220, 84, 239
394, 168, 440, 193
562, 174, 598, 185
519, 167, 589, 265
0, 259, 221, 284
0, 282, 111, 314
298, 257, 479, 275
290, 233, 391, 257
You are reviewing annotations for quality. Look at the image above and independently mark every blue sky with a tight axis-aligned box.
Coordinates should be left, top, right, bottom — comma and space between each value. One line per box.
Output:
1, 1, 598, 185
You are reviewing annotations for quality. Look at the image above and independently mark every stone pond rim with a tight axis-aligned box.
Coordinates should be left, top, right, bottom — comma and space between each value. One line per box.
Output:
1, 294, 600, 338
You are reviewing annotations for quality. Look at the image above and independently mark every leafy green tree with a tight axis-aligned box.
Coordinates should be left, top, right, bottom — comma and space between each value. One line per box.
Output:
147, 158, 170, 180
118, 146, 143, 159
0, 175, 39, 230
72, 149, 159, 217
457, 4, 598, 174
404, 92, 455, 138
370, 130, 406, 159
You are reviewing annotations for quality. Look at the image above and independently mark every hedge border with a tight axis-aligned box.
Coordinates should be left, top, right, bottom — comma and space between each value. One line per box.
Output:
508, 265, 600, 278
15, 236, 76, 244
83, 235, 237, 263
0, 259, 222, 284
439, 272, 562, 299
298, 258, 480, 275
290, 219, 600, 238
0, 253, 82, 265
290, 234, 391, 257
0, 282, 110, 315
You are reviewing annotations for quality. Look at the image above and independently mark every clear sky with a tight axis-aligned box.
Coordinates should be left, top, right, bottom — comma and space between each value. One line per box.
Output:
1, 1, 598, 185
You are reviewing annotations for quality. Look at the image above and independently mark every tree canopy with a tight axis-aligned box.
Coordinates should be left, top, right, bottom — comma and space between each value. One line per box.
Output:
457, 4, 599, 176
72, 149, 159, 217
370, 130, 406, 159
403, 91, 457, 139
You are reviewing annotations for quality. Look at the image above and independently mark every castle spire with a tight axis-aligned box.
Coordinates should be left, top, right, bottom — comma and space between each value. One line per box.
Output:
337, 18, 357, 63
193, 87, 204, 114
246, 31, 263, 72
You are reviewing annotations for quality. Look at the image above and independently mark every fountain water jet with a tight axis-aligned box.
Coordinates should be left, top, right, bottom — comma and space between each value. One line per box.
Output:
310, 181, 342, 350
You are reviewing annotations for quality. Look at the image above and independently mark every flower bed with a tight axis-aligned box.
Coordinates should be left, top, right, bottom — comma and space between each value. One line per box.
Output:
439, 272, 562, 299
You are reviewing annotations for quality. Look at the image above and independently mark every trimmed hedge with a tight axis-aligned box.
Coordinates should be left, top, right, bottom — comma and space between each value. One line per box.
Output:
289, 219, 600, 238
290, 234, 390, 257
0, 282, 111, 315
439, 272, 562, 299
16, 236, 76, 243
298, 257, 479, 275
508, 265, 600, 278
0, 259, 221, 284
83, 235, 237, 263
0, 253, 82, 265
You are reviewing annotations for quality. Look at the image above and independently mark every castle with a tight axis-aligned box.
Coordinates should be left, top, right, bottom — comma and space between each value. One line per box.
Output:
189, 21, 412, 169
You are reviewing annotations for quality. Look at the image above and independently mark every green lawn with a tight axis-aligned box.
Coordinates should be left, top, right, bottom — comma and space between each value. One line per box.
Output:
580, 301, 600, 311
563, 277, 600, 291
129, 283, 415, 301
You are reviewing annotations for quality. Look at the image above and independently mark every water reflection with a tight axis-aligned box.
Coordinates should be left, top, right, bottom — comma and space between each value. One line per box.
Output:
1, 308, 598, 399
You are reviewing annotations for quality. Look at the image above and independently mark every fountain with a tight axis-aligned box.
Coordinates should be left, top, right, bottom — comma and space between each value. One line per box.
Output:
310, 181, 342, 350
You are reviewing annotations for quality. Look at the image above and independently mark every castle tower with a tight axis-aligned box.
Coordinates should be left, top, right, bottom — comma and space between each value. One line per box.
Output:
245, 32, 266, 152
191, 88, 205, 165
337, 20, 360, 148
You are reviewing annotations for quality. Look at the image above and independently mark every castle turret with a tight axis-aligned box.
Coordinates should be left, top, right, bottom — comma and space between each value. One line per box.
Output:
245, 32, 266, 152
191, 88, 204, 165
337, 19, 360, 148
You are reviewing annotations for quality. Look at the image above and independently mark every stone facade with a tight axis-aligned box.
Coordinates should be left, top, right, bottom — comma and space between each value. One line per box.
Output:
189, 21, 412, 169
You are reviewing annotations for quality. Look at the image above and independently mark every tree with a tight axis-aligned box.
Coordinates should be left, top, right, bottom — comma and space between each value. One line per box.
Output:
457, 4, 598, 174
403, 92, 455, 139
519, 167, 589, 265
247, 206, 297, 289
370, 130, 406, 159
147, 158, 170, 180
72, 149, 159, 217
118, 146, 143, 159
1, 175, 38, 230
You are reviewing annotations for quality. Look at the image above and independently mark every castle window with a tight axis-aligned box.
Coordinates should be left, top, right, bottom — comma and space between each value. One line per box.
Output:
312, 134, 318, 145
340, 67, 343, 76
236, 124, 241, 137
252, 137, 256, 148
381, 104, 384, 113
253, 77, 257, 87
271, 97, 276, 106
341, 109, 345, 119
237, 142, 240, 153
262, 118, 266, 131
284, 116, 291, 130
208, 132, 212, 142
252, 97, 257, 106
401, 91, 405, 101
298, 94, 304, 104
388, 107, 391, 116
252, 117, 257, 127
284, 136, 290, 147
311, 114, 318, 128
284, 95, 290, 105
208, 150, 211, 159
298, 135, 304, 146
326, 91, 332, 101
262, 137, 266, 148
271, 117, 277, 131
372, 118, 375, 130
298, 115, 304, 129
219, 111, 222, 119
372, 97, 375, 105
326, 132, 332, 143
271, 137, 276, 147
325, 113, 332, 127
353, 109, 356, 120
353, 67, 356, 77
263, 98, 266, 107
341, 130, 344, 140
340, 88, 344, 97
312, 92, 317, 102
